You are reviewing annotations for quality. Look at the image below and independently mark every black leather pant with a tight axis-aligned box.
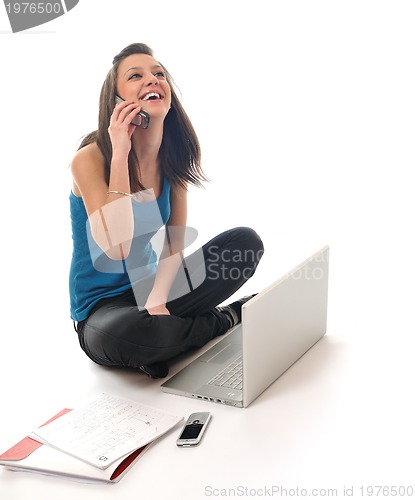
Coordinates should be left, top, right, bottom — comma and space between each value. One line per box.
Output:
76, 227, 264, 369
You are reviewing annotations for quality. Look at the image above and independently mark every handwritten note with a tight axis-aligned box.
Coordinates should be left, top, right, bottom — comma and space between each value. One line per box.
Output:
30, 393, 182, 469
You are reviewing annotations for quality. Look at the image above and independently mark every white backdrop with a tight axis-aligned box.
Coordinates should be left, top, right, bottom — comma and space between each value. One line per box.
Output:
1, 1, 414, 499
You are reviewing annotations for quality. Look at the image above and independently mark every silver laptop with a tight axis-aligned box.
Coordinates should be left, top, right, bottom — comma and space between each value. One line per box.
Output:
161, 246, 329, 408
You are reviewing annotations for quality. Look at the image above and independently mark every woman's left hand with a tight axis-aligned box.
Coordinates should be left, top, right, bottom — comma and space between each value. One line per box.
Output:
145, 303, 171, 316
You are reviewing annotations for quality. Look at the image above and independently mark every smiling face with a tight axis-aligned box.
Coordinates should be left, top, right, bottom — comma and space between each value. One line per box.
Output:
116, 53, 172, 120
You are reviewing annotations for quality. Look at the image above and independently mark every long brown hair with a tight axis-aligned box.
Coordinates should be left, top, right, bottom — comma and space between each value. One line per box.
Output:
78, 43, 207, 191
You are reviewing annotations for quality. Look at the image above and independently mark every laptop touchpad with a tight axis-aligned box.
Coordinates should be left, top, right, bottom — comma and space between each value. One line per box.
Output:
199, 343, 240, 364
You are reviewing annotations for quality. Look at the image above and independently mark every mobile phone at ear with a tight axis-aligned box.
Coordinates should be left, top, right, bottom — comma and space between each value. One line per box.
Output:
176, 412, 211, 447
115, 95, 150, 129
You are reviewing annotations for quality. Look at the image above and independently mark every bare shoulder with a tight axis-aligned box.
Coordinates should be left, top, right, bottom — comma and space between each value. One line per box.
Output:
71, 142, 105, 174
71, 142, 106, 195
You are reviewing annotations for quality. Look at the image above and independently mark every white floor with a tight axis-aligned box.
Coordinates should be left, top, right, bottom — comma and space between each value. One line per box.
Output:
1, 2, 415, 499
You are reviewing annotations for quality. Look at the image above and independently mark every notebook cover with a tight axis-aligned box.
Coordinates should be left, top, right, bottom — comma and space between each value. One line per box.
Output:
0, 409, 72, 461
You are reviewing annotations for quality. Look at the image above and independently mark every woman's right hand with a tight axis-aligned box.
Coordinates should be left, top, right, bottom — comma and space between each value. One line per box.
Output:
108, 100, 142, 156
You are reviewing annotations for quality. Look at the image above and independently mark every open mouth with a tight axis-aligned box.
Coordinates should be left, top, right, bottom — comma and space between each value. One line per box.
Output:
140, 92, 163, 102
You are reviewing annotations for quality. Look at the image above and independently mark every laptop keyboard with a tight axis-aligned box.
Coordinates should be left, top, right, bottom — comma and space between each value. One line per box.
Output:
208, 356, 243, 390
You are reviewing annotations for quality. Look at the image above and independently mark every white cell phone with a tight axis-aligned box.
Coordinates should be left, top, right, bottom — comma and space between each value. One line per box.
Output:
176, 412, 211, 447
115, 95, 150, 129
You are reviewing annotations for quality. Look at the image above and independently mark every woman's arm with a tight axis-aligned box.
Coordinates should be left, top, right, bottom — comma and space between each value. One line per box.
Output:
144, 184, 188, 315
71, 101, 142, 260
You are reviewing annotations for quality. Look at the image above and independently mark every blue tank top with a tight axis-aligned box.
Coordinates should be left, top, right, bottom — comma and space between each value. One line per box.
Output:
69, 178, 171, 321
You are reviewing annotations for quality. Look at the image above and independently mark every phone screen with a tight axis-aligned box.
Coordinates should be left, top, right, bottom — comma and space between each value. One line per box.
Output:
179, 422, 204, 440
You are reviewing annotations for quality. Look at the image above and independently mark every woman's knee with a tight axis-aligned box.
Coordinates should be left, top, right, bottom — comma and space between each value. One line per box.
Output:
230, 226, 264, 264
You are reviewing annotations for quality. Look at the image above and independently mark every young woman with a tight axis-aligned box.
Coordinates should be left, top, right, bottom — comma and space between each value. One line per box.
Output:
69, 43, 264, 378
